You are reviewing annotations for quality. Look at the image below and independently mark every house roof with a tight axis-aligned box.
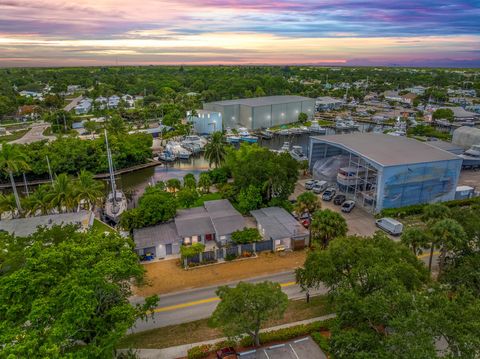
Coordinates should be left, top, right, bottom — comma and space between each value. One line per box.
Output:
0, 211, 93, 237
133, 221, 180, 248
206, 95, 313, 107
175, 199, 245, 237
251, 207, 308, 240
311, 133, 460, 167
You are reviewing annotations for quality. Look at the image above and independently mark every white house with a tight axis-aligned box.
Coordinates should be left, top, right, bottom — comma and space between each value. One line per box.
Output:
108, 95, 120, 109
75, 98, 93, 115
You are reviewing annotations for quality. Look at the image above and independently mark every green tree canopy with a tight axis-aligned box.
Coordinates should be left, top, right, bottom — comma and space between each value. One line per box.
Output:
310, 209, 347, 248
0, 226, 158, 357
210, 281, 288, 347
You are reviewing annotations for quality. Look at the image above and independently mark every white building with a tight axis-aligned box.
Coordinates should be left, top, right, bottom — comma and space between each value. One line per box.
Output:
75, 98, 93, 115
108, 95, 120, 109
187, 110, 222, 134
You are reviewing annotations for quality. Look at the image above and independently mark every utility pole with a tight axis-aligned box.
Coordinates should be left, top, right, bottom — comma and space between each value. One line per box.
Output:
46, 156, 54, 185
23, 173, 29, 197
63, 113, 67, 132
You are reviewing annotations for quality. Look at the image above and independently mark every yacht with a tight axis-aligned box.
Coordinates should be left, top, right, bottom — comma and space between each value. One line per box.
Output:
335, 120, 350, 130
459, 145, 480, 167
278, 142, 290, 153
103, 130, 127, 224
182, 135, 207, 153
259, 130, 273, 139
289, 145, 308, 161
166, 141, 192, 160
344, 119, 360, 129
157, 151, 176, 162
240, 135, 258, 143
308, 120, 327, 134
277, 129, 291, 136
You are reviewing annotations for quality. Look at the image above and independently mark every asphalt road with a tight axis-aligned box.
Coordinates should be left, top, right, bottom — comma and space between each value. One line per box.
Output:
129, 252, 438, 333
129, 271, 327, 333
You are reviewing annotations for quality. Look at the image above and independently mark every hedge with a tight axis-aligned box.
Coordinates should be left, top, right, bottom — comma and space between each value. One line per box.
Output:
187, 319, 335, 359
377, 197, 480, 219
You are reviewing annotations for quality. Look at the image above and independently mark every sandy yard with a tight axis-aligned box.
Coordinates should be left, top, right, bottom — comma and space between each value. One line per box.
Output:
136, 250, 307, 296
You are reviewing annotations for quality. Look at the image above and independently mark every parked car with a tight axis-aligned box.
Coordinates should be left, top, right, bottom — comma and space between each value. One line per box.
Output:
341, 200, 355, 213
322, 188, 336, 201
333, 194, 346, 205
313, 180, 328, 194
304, 180, 316, 190
216, 347, 238, 359
376, 217, 404, 235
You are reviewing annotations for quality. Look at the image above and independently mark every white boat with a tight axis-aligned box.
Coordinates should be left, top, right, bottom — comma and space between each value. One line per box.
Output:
103, 130, 127, 224
459, 145, 480, 167
290, 145, 308, 161
309, 121, 326, 134
278, 129, 291, 136
157, 151, 176, 162
182, 135, 207, 153
166, 141, 192, 159
278, 142, 290, 153
335, 120, 349, 130
386, 117, 407, 136
344, 119, 360, 129
226, 135, 241, 143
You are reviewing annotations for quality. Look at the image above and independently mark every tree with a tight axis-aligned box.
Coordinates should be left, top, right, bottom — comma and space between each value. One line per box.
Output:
210, 281, 288, 347
231, 228, 261, 244
0, 144, 30, 215
295, 191, 321, 216
422, 204, 451, 272
107, 114, 128, 137
46, 173, 75, 212
198, 172, 212, 194
176, 187, 199, 208
432, 108, 454, 122
74, 170, 104, 210
24, 184, 52, 216
310, 209, 347, 248
0, 226, 158, 357
298, 112, 308, 123
236, 185, 262, 214
204, 131, 227, 168
430, 218, 466, 275
183, 173, 196, 189
299, 234, 430, 358
401, 226, 430, 256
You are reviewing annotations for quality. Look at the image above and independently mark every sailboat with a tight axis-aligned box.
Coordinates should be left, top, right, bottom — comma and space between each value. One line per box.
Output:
103, 130, 128, 224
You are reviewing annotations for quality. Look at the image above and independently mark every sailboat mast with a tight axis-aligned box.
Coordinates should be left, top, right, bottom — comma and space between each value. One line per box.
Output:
104, 130, 117, 201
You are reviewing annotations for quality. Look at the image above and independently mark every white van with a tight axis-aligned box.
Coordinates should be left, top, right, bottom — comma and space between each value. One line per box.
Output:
375, 217, 403, 236
312, 181, 328, 194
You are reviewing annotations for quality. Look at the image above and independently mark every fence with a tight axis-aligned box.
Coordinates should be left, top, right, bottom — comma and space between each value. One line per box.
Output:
184, 239, 274, 268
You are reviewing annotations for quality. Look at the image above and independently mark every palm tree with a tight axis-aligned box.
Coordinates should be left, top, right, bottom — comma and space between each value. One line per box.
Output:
198, 172, 212, 194
0, 144, 30, 215
74, 170, 105, 211
310, 209, 348, 249
46, 173, 75, 212
294, 191, 321, 217
0, 193, 18, 219
24, 184, 53, 216
204, 132, 227, 168
401, 226, 430, 256
431, 218, 466, 275
421, 204, 451, 272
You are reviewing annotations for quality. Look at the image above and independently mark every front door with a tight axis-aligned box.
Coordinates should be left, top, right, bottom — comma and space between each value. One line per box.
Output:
205, 234, 213, 241
165, 244, 172, 255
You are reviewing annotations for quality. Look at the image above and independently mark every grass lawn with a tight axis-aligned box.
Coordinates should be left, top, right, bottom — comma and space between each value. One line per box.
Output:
118, 295, 332, 349
92, 218, 116, 234
0, 129, 30, 143
136, 250, 307, 296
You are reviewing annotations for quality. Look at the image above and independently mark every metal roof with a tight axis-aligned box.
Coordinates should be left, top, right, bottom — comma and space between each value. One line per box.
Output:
133, 221, 180, 248
311, 133, 460, 167
251, 207, 308, 240
0, 211, 93, 237
206, 95, 313, 107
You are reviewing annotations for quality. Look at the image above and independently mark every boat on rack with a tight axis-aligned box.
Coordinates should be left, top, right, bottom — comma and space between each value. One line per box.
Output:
103, 130, 128, 224
181, 135, 207, 153
459, 145, 480, 168
289, 145, 308, 161
226, 135, 241, 143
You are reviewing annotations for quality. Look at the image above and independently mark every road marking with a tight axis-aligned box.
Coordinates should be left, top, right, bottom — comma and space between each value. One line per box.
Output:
417, 251, 440, 259
153, 297, 220, 313
263, 349, 270, 359
152, 280, 297, 313
289, 344, 300, 359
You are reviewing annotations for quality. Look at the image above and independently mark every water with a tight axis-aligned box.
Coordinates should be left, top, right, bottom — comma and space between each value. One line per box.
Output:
118, 121, 391, 203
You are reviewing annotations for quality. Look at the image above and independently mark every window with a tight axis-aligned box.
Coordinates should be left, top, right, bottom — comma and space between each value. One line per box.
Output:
184, 237, 191, 245
192, 235, 199, 243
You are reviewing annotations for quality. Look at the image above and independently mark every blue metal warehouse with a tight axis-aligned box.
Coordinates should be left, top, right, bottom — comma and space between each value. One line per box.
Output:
309, 133, 463, 213
203, 95, 315, 130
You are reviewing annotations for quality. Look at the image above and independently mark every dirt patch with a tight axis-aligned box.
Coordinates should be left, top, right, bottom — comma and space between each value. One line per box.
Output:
136, 250, 307, 296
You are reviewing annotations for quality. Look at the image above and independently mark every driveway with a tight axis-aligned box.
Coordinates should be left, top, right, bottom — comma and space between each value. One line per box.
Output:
9, 123, 54, 145
292, 179, 378, 237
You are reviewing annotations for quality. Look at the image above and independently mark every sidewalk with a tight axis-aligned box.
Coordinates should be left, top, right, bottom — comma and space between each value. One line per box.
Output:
118, 313, 336, 359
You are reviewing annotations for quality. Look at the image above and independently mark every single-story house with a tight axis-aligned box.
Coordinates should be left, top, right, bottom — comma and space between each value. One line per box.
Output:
0, 211, 94, 237
251, 207, 309, 251
133, 199, 246, 259
133, 221, 181, 258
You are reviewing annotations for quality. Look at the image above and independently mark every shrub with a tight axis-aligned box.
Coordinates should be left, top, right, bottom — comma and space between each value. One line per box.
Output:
187, 344, 212, 359
311, 332, 331, 355
225, 253, 237, 261
180, 243, 205, 259
378, 197, 480, 219
207, 167, 230, 184
231, 227, 262, 244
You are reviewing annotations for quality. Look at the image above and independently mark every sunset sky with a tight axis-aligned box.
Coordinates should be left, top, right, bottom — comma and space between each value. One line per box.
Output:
1, 0, 479, 67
